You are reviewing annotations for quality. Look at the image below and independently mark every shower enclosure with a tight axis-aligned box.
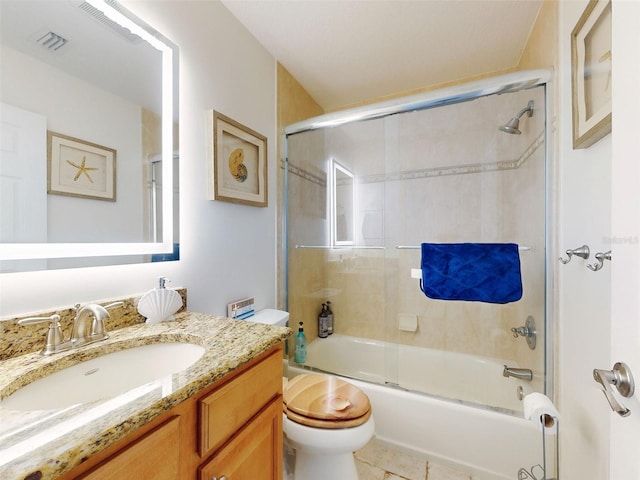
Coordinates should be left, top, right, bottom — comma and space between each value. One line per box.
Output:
284, 70, 553, 415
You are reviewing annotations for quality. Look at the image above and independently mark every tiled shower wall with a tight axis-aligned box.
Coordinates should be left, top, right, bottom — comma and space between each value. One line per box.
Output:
287, 86, 547, 390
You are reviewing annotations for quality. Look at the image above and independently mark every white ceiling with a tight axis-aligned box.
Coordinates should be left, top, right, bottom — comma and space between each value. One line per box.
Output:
221, 0, 543, 111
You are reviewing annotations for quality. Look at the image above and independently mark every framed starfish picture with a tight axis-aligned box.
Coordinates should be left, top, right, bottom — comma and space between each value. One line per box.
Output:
47, 131, 116, 201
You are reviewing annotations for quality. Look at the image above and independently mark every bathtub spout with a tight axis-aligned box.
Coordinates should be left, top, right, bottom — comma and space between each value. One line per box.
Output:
503, 365, 533, 381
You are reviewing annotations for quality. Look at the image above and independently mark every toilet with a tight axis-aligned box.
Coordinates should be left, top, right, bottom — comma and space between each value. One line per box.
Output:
248, 309, 375, 480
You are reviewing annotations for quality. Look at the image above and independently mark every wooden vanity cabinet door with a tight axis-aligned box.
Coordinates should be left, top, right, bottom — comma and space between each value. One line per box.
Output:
198, 397, 283, 480
78, 415, 181, 480
199, 347, 282, 457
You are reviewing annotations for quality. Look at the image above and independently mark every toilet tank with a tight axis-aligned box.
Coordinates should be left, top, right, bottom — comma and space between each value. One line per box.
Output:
249, 309, 289, 327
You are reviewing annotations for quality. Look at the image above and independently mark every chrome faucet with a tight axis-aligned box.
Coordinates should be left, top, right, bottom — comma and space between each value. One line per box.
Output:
71, 303, 109, 346
503, 365, 533, 381
71, 302, 124, 347
19, 301, 123, 355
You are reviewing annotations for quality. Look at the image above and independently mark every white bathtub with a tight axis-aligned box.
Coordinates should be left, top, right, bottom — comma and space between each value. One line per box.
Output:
287, 334, 547, 480
299, 334, 532, 412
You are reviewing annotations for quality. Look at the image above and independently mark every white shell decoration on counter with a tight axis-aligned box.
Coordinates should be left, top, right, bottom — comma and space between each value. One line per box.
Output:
137, 287, 183, 324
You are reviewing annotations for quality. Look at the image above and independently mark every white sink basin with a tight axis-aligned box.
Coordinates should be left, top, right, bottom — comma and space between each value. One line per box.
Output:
1, 342, 205, 411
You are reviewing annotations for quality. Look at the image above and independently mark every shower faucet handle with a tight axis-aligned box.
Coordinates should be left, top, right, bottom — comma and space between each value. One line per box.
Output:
510, 316, 536, 350
558, 244, 590, 264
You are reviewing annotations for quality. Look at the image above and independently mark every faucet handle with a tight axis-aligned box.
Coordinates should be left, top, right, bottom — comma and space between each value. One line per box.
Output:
103, 301, 125, 311
18, 314, 70, 355
92, 302, 123, 335
510, 315, 537, 350
18, 313, 61, 326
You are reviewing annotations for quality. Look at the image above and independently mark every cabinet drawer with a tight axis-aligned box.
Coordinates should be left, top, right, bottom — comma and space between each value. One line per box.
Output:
199, 398, 283, 480
78, 416, 180, 480
199, 348, 282, 457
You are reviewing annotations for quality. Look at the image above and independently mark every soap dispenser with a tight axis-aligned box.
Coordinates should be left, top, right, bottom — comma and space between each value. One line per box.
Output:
137, 276, 183, 324
294, 322, 307, 364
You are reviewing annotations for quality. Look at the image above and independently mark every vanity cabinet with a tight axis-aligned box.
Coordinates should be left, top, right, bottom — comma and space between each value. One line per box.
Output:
63, 344, 284, 480
199, 345, 282, 456
198, 399, 282, 480
79, 416, 181, 480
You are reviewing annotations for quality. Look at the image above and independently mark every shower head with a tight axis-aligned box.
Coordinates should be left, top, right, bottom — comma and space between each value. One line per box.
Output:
499, 100, 534, 135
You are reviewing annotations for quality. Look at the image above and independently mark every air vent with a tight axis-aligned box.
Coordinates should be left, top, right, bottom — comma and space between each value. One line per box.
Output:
78, 1, 142, 44
36, 31, 68, 51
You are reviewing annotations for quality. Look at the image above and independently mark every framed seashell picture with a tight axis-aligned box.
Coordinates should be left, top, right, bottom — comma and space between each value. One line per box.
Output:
208, 111, 268, 207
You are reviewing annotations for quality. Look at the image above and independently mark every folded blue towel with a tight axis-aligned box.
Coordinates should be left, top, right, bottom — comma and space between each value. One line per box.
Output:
420, 243, 523, 304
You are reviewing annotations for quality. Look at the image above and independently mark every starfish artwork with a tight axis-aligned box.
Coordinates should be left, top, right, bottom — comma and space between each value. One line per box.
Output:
66, 156, 98, 183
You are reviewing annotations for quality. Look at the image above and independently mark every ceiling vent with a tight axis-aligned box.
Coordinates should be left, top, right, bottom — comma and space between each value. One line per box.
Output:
77, 0, 142, 44
36, 31, 68, 51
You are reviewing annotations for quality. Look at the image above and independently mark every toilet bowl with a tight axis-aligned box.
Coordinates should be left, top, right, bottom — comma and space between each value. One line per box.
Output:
282, 373, 375, 480
247, 309, 375, 480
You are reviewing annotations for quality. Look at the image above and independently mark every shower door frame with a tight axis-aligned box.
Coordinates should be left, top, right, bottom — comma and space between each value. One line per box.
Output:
283, 68, 555, 402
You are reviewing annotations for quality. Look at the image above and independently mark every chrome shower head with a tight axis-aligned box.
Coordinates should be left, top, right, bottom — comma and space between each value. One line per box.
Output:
499, 100, 534, 135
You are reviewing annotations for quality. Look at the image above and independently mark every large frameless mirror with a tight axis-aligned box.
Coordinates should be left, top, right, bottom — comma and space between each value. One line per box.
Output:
0, 0, 178, 272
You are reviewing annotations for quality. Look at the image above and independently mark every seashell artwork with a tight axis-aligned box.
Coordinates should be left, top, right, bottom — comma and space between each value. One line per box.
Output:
137, 288, 183, 324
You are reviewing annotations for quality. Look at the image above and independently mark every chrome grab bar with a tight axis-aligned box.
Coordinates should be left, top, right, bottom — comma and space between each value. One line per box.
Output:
593, 362, 635, 417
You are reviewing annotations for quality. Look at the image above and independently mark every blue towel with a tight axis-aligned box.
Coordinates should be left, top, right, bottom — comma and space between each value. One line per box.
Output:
420, 243, 523, 304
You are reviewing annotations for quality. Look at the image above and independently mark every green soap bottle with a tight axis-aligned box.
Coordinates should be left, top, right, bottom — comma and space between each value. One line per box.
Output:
294, 321, 307, 364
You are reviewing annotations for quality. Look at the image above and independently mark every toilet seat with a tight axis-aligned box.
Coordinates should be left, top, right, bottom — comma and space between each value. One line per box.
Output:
283, 374, 371, 429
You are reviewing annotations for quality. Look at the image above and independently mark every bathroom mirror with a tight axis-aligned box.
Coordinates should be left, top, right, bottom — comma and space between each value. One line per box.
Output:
0, 0, 178, 272
331, 160, 355, 246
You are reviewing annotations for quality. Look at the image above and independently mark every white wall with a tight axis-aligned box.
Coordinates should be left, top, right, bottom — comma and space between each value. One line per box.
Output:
558, 1, 612, 477
610, 2, 640, 476
0, 1, 277, 317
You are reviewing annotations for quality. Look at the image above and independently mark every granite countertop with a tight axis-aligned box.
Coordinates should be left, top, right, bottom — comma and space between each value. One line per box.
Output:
0, 311, 292, 480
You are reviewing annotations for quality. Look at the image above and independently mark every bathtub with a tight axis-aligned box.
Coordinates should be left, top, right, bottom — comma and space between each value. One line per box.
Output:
287, 334, 546, 480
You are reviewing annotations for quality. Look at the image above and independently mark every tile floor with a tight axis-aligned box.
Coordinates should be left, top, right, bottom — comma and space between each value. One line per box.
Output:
354, 439, 472, 480
284, 438, 472, 480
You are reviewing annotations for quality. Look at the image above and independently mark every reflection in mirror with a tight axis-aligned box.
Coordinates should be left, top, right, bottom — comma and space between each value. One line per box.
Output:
331, 159, 355, 246
0, 0, 178, 272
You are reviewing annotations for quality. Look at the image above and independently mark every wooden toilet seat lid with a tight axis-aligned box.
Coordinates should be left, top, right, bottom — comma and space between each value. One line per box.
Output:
283, 374, 371, 427
283, 404, 372, 429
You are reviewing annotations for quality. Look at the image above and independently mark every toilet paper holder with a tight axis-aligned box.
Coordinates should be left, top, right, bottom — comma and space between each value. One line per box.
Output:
593, 362, 635, 417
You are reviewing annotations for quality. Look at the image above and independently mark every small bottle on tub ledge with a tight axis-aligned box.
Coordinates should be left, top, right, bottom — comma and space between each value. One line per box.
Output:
318, 303, 329, 338
326, 301, 334, 335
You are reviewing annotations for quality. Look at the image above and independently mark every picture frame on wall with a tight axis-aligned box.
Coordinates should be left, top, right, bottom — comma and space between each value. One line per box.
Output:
47, 131, 116, 201
571, 0, 612, 149
209, 111, 268, 207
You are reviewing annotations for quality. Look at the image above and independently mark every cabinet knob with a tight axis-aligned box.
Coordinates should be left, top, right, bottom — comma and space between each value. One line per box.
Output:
212, 476, 227, 480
